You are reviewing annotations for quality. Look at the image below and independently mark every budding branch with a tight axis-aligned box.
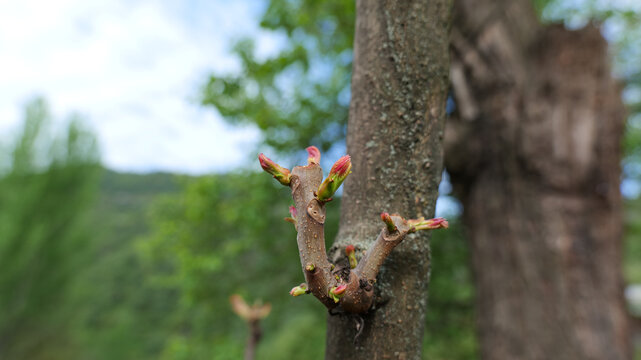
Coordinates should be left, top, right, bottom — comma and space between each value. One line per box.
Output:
259, 146, 448, 314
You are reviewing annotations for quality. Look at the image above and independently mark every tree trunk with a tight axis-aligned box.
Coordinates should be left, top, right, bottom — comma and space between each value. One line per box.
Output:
325, 0, 451, 359
446, 0, 631, 359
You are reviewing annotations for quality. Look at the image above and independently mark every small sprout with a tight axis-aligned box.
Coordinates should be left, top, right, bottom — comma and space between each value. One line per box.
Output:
345, 245, 358, 269
380, 212, 398, 233
329, 284, 348, 303
289, 283, 309, 297
408, 217, 449, 232
229, 294, 252, 320
230, 294, 271, 321
258, 153, 291, 186
306, 146, 321, 165
332, 284, 347, 295
284, 206, 297, 225
305, 263, 315, 272
317, 155, 352, 202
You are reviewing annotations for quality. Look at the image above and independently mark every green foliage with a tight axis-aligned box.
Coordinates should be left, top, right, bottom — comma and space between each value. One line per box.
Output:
0, 100, 184, 360
625, 197, 641, 284
0, 98, 100, 359
423, 220, 478, 360
139, 170, 340, 358
202, 0, 354, 155
72, 170, 181, 360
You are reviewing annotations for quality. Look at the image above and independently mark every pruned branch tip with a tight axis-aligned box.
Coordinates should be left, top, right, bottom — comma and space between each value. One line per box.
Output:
258, 147, 447, 314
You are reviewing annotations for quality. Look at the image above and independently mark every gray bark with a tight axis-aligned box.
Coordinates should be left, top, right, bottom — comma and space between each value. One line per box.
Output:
325, 0, 452, 358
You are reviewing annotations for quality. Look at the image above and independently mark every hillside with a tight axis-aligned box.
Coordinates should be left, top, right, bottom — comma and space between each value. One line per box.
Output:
74, 169, 186, 360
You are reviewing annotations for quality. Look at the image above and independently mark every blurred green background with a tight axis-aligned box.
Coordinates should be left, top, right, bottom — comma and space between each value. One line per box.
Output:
1, 0, 640, 359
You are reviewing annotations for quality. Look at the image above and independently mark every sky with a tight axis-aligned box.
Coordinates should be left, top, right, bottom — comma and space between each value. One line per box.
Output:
0, 0, 283, 174
1, 0, 639, 202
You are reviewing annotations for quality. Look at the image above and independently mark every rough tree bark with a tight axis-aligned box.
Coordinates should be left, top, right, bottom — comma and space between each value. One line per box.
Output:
325, 0, 452, 359
446, 0, 631, 358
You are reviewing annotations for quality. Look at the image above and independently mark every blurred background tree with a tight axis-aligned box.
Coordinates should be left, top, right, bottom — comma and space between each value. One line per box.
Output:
0, 98, 100, 359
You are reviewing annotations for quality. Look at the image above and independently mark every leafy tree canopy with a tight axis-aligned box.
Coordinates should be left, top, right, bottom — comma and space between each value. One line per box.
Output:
0, 98, 100, 359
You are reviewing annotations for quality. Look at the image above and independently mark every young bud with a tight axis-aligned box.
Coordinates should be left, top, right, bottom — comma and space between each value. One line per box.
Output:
317, 155, 352, 201
289, 283, 309, 297
258, 153, 291, 186
284, 206, 297, 225
345, 245, 358, 269
306, 146, 321, 165
380, 212, 398, 233
305, 263, 315, 272
408, 217, 449, 232
329, 284, 348, 303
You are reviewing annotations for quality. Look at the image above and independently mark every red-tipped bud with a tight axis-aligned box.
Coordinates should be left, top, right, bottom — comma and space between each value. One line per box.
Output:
345, 245, 355, 255
380, 212, 398, 233
345, 245, 357, 269
306, 146, 321, 165
289, 283, 309, 297
258, 153, 291, 186
330, 155, 351, 177
333, 284, 347, 295
284, 206, 298, 226
317, 155, 352, 201
329, 284, 348, 303
408, 217, 449, 232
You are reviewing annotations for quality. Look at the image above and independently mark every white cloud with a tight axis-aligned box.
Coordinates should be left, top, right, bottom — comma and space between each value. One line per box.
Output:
0, 0, 272, 174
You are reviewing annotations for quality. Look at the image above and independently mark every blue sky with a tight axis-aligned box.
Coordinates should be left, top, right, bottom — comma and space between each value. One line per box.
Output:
0, 0, 284, 174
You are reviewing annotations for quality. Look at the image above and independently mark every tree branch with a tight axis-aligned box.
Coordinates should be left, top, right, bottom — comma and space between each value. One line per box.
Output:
259, 150, 447, 314
290, 164, 335, 307
354, 214, 412, 282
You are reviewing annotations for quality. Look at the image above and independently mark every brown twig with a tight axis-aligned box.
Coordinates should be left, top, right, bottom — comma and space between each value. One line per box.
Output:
258, 149, 447, 314
290, 164, 335, 307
